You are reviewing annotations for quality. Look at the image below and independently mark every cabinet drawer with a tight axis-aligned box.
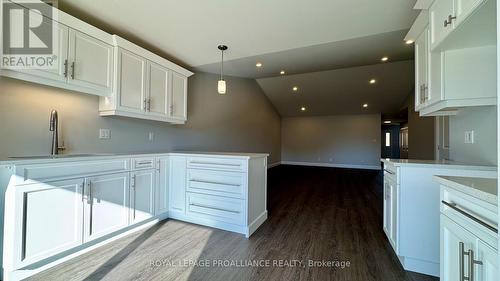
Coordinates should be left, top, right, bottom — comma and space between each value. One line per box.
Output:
132, 157, 155, 170
187, 157, 246, 172
187, 169, 245, 198
186, 192, 245, 225
16, 159, 130, 184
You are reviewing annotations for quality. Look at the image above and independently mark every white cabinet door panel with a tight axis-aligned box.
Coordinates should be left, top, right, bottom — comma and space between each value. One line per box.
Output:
118, 49, 147, 113
130, 170, 155, 224
155, 157, 169, 215
430, 0, 454, 48
474, 240, 498, 281
456, 0, 484, 25
169, 156, 187, 214
17, 178, 84, 266
68, 29, 113, 94
84, 173, 129, 242
148, 62, 169, 118
170, 72, 187, 121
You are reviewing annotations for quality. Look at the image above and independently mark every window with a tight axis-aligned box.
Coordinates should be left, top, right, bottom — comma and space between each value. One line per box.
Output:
385, 132, 391, 147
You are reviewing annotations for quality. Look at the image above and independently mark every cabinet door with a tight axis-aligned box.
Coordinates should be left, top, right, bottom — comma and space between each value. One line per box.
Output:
17, 13, 69, 82
16, 178, 84, 266
440, 215, 476, 281
67, 29, 113, 95
130, 170, 155, 224
155, 157, 169, 215
117, 48, 147, 113
169, 156, 187, 214
84, 173, 129, 242
389, 179, 398, 251
474, 240, 498, 281
429, 0, 454, 48
383, 179, 391, 239
148, 62, 169, 118
456, 0, 484, 25
414, 27, 428, 110
169, 72, 188, 121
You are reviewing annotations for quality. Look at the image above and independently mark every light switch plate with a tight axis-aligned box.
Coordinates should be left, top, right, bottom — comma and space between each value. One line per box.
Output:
464, 130, 474, 144
99, 129, 111, 139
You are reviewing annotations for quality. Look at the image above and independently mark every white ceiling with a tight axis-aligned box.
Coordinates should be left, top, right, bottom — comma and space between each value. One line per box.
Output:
59, 0, 418, 116
59, 0, 418, 69
257, 60, 414, 117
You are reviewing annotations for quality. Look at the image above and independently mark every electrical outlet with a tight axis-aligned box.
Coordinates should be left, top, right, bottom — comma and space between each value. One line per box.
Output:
464, 130, 474, 144
99, 129, 111, 139
148, 132, 154, 141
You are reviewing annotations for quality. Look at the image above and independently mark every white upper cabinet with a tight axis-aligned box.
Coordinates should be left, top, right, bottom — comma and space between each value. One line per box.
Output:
0, 2, 115, 97
170, 71, 188, 121
414, 26, 429, 110
429, 0, 455, 49
117, 49, 147, 113
148, 62, 170, 118
67, 30, 114, 95
99, 36, 193, 123
455, 0, 485, 25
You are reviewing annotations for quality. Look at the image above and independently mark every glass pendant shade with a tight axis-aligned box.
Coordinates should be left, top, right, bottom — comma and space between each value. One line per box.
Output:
218, 79, 226, 94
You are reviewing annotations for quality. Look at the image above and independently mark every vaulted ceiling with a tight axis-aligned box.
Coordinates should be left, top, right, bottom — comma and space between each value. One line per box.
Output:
59, 0, 419, 116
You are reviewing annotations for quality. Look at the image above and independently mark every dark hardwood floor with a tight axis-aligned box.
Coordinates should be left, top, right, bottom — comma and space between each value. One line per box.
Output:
28, 165, 438, 281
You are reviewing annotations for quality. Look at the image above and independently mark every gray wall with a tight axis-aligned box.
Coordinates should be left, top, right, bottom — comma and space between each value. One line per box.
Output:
407, 93, 436, 160
281, 114, 381, 169
0, 73, 282, 163
449, 106, 497, 165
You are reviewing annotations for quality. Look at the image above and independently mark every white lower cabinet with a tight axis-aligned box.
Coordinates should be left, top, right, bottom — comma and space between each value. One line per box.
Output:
440, 185, 498, 281
84, 173, 129, 242
155, 157, 169, 215
15, 178, 84, 267
130, 170, 155, 224
383, 170, 398, 253
169, 156, 187, 215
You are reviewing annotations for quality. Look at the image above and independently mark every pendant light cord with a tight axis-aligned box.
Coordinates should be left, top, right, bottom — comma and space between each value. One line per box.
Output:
220, 49, 224, 80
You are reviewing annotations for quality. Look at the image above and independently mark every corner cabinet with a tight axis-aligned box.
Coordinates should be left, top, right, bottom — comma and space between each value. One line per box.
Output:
409, 0, 496, 116
99, 36, 193, 124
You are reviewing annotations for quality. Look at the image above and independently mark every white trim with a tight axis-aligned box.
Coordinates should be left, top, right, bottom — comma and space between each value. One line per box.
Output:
267, 162, 281, 169
246, 211, 268, 238
281, 161, 381, 170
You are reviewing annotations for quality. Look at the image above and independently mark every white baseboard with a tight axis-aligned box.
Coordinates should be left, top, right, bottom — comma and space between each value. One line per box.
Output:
247, 211, 268, 238
267, 162, 281, 169
280, 161, 381, 170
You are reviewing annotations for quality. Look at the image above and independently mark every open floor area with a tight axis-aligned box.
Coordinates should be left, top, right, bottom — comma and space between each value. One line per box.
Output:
27, 166, 437, 281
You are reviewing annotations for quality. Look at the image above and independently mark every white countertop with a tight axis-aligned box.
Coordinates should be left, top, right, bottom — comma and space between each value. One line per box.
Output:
0, 151, 269, 165
381, 158, 497, 171
434, 176, 498, 205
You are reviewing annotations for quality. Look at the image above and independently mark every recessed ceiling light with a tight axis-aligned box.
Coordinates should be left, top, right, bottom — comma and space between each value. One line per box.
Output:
381, 57, 389, 62
405, 40, 414, 45
384, 120, 391, 124
292, 86, 299, 92
301, 106, 306, 111
369, 79, 376, 84
280, 70, 286, 75
363, 103, 368, 108
256, 62, 263, 68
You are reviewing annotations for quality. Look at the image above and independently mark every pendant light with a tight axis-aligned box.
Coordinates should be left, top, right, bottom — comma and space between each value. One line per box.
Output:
217, 45, 228, 94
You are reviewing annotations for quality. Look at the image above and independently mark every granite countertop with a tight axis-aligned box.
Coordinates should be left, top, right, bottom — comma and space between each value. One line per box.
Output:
0, 151, 270, 165
434, 175, 498, 205
381, 158, 497, 171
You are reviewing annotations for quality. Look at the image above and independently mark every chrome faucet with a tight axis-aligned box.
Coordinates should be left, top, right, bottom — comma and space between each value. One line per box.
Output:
49, 110, 65, 155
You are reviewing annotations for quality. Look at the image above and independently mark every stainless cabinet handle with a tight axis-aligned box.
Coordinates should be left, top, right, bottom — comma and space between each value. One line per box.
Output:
147, 98, 151, 111
459, 242, 467, 281
86, 179, 92, 204
143, 98, 147, 111
442, 201, 498, 233
81, 180, 85, 202
131, 174, 136, 187
444, 15, 456, 27
64, 59, 68, 78
468, 249, 483, 281
189, 203, 240, 214
384, 169, 395, 175
189, 179, 241, 187
70, 62, 75, 79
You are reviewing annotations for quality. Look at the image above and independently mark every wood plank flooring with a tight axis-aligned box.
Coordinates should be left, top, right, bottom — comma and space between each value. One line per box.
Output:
27, 165, 438, 281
